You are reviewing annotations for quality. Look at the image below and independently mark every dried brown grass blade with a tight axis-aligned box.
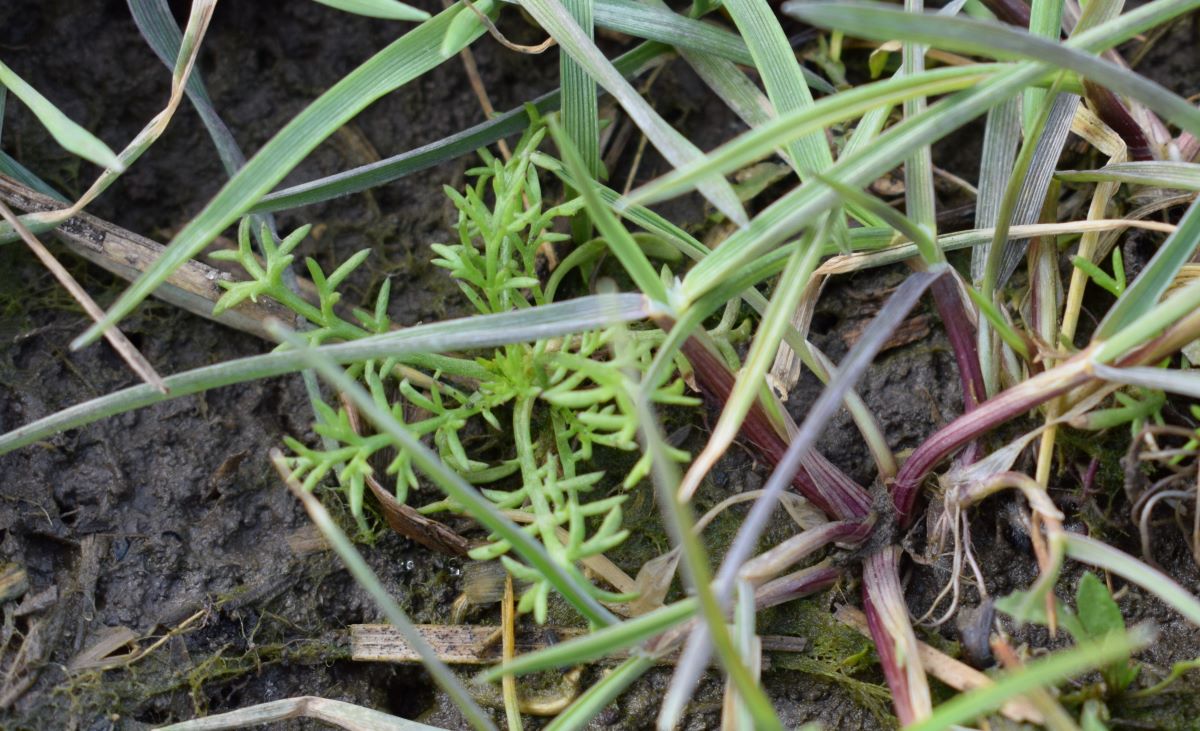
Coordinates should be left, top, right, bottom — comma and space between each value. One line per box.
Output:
0, 198, 168, 393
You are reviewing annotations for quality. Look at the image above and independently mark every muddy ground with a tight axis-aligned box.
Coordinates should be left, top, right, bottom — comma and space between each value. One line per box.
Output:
1, 1, 1199, 730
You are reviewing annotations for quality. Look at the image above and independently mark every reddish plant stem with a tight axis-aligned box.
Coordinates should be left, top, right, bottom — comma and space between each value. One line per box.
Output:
890, 361, 1090, 525
893, 293, 1200, 527
929, 272, 985, 413
755, 563, 843, 611
1083, 80, 1154, 161
979, 0, 1031, 27
862, 547, 930, 725
678, 334, 872, 521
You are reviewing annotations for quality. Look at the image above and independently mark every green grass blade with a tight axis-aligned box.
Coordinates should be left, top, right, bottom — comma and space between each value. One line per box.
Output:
624, 64, 1002, 206
677, 46, 775, 128
0, 294, 656, 455
901, 0, 938, 246
995, 91, 1079, 289
722, 0, 833, 179
517, 0, 747, 225
312, 0, 430, 20
274, 453, 495, 731
0, 151, 66, 201
1064, 533, 1200, 625
971, 96, 1023, 395
906, 625, 1153, 731
964, 285, 1030, 359
817, 173, 939, 263
684, 228, 822, 501
586, 0, 832, 92
255, 42, 663, 214
783, 1, 1200, 138
480, 599, 697, 680
129, 0, 249, 177
72, 2, 490, 349
972, 97, 1020, 279
1092, 362, 1200, 400
1095, 196, 1200, 339
979, 74, 1072, 299
560, 0, 599, 179
595, 0, 750, 64
1057, 161, 1200, 190
548, 121, 667, 302
1023, 0, 1064, 132
543, 656, 655, 731
676, 0, 1194, 305
0, 61, 123, 172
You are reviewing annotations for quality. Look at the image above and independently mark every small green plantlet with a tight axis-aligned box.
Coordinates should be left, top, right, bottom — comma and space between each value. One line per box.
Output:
213, 122, 697, 619
1072, 386, 1166, 436
1071, 248, 1127, 298
998, 571, 1140, 699
1074, 572, 1140, 695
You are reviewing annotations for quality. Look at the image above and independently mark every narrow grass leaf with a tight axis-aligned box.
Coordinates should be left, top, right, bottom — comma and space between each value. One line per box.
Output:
1095, 196, 1200, 339
585, 0, 832, 91
906, 626, 1153, 731
548, 121, 667, 302
722, 0, 833, 180
0, 294, 656, 455
128, 0, 249, 177
1065, 533, 1200, 625
518, 0, 747, 225
543, 656, 655, 731
901, 0, 937, 249
1022, 0, 1064, 132
0, 61, 123, 171
783, 1, 1200, 138
559, 0, 600, 179
312, 0, 430, 21
817, 174, 940, 264
972, 98, 1020, 280
626, 64, 999, 206
273, 453, 494, 731
481, 599, 696, 680
1092, 362, 1200, 401
256, 43, 663, 213
72, 2, 491, 349
1057, 161, 1200, 190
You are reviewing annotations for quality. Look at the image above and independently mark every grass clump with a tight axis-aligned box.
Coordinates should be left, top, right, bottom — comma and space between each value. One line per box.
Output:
4, 0, 1200, 729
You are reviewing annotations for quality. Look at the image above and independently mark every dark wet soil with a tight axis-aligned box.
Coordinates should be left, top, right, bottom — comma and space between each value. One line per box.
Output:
2, 2, 1200, 730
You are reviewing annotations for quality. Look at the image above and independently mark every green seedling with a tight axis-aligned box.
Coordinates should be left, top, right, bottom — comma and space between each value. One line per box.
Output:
997, 571, 1140, 704
213, 123, 696, 618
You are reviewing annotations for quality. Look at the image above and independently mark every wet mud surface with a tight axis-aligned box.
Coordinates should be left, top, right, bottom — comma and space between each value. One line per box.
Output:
2, 2, 1200, 730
